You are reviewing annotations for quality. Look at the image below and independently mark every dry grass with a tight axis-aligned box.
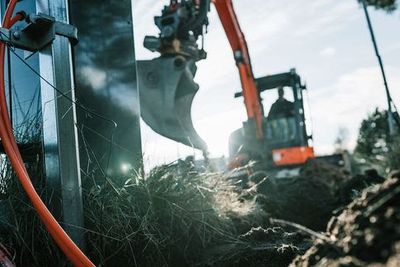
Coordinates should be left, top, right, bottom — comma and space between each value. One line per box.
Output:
0, 104, 268, 266
0, 161, 266, 266
83, 163, 265, 266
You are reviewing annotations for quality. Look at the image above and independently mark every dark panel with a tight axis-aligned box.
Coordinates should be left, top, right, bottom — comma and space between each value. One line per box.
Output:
70, 0, 142, 176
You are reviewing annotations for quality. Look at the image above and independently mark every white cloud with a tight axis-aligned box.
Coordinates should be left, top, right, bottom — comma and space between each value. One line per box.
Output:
320, 47, 336, 57
309, 66, 400, 155
292, 1, 359, 37
385, 42, 400, 55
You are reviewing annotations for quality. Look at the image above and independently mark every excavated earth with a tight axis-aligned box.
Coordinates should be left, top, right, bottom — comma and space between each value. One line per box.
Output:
241, 160, 387, 231
291, 171, 400, 267
249, 160, 362, 231
219, 160, 392, 267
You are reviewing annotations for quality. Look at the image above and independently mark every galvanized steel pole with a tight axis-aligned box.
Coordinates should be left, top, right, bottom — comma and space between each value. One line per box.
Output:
36, 0, 86, 251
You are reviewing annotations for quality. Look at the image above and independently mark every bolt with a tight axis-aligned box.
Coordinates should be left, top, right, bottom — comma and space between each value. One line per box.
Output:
12, 31, 20, 40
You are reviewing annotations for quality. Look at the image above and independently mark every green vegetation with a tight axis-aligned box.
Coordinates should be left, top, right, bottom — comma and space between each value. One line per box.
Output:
354, 108, 400, 173
358, 0, 398, 12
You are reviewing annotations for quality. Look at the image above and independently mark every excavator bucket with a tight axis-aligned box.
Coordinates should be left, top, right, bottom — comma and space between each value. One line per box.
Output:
137, 56, 208, 152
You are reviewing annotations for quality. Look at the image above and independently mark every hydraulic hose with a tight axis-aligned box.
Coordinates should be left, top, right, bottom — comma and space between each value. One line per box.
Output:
1, 0, 20, 159
0, 1, 95, 266
9, 12, 25, 27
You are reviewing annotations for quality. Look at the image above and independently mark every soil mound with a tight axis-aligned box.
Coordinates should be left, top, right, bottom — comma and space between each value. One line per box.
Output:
255, 160, 351, 230
291, 173, 400, 267
339, 168, 385, 203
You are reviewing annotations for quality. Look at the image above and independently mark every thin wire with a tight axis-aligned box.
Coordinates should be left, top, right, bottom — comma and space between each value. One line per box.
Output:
10, 44, 118, 172
1, 29, 119, 172
7, 44, 118, 129
0, 29, 118, 130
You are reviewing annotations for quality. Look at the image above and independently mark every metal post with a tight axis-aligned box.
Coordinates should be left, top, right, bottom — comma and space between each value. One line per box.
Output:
361, 0, 396, 135
36, 0, 85, 249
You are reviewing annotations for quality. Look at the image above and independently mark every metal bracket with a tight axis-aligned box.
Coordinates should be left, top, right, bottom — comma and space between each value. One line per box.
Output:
0, 13, 78, 52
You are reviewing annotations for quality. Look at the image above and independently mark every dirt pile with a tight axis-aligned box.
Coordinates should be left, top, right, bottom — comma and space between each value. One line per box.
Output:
339, 168, 385, 203
291, 171, 400, 267
254, 160, 352, 231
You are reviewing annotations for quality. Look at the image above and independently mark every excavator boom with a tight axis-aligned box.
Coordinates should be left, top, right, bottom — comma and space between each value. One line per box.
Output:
213, 0, 264, 139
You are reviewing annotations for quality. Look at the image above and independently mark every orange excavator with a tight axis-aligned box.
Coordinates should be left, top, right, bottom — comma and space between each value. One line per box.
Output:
139, 0, 316, 169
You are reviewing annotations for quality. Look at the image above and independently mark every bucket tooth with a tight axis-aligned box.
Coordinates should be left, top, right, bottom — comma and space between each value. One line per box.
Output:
137, 56, 208, 151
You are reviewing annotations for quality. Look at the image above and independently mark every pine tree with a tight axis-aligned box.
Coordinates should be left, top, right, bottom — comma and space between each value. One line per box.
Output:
358, 0, 398, 12
355, 108, 400, 172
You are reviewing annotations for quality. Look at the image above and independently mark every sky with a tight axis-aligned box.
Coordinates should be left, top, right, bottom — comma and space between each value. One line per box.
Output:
132, 0, 400, 169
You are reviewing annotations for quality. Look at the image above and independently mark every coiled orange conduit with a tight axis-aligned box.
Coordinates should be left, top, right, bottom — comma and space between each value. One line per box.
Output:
0, 1, 95, 266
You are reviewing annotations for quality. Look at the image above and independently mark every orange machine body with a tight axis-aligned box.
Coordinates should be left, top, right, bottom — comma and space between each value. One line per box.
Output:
272, 146, 315, 166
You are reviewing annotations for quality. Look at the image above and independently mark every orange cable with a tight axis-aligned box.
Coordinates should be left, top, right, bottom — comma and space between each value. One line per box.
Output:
9, 13, 24, 27
0, 1, 95, 266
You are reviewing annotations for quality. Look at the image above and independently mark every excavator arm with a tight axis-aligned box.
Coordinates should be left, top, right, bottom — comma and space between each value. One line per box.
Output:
138, 0, 264, 155
213, 0, 264, 140
139, 0, 317, 168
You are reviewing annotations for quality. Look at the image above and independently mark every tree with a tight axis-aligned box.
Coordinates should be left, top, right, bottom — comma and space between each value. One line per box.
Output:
358, 0, 398, 12
334, 127, 350, 153
355, 108, 400, 173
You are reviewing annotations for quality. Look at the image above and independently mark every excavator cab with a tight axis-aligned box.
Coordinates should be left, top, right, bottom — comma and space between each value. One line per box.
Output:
229, 69, 315, 167
264, 86, 297, 146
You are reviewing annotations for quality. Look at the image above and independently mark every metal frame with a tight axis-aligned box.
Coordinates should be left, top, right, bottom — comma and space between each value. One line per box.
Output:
0, 13, 78, 52
36, 0, 85, 249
